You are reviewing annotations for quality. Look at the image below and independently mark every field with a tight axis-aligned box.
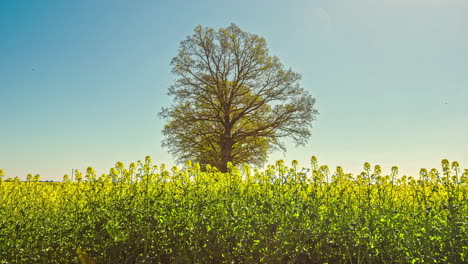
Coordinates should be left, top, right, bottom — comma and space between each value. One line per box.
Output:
1, 157, 467, 263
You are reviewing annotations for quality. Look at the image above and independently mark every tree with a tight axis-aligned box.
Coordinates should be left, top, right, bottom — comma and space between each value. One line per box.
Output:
160, 24, 318, 172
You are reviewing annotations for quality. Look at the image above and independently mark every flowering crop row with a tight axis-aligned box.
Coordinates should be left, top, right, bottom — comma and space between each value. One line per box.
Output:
0, 157, 467, 263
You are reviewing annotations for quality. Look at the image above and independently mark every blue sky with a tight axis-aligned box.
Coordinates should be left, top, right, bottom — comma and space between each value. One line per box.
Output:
1, 0, 467, 181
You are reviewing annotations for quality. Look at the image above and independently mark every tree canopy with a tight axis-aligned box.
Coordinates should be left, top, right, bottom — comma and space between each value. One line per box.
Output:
160, 24, 318, 172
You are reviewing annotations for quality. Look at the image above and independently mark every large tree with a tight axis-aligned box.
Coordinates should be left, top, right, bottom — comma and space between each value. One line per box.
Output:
160, 24, 318, 172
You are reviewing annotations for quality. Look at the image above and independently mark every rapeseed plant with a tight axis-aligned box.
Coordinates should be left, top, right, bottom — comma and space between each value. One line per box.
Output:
0, 157, 466, 263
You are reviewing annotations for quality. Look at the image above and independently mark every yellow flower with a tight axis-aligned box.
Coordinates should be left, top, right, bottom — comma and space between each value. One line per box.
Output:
109, 168, 118, 176
335, 166, 344, 175
364, 162, 371, 171
74, 170, 83, 182
86, 167, 96, 175
129, 163, 137, 171
63, 174, 70, 182
441, 159, 449, 170
319, 165, 329, 174
374, 165, 381, 175
115, 162, 125, 170
311, 156, 318, 169
145, 156, 152, 164
419, 168, 428, 178
292, 160, 299, 167
275, 159, 285, 168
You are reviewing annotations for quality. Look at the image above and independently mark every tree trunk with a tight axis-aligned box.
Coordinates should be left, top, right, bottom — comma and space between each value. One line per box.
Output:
219, 130, 233, 173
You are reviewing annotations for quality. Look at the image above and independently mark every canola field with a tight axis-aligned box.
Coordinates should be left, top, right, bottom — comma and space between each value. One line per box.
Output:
0, 157, 467, 263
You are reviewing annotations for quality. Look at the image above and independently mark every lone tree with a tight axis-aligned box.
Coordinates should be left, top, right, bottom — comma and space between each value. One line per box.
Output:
160, 24, 318, 172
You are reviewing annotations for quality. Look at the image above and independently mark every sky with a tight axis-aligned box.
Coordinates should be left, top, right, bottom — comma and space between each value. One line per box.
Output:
1, 0, 467, 181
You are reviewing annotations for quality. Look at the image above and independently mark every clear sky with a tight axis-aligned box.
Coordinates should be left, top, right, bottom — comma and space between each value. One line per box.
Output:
1, 0, 467, 181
